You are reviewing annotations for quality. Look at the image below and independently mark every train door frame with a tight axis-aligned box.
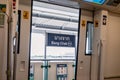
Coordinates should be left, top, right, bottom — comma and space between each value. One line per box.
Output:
28, 1, 81, 80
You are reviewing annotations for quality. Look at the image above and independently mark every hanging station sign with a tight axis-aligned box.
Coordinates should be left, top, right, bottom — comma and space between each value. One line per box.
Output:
84, 0, 106, 5
47, 33, 75, 47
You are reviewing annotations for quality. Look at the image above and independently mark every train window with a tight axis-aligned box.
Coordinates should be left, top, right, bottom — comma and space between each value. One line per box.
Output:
17, 10, 21, 53
85, 22, 93, 55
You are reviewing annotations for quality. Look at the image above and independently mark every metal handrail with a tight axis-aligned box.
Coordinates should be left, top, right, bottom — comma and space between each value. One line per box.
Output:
31, 59, 76, 61
13, 32, 18, 80
97, 40, 103, 80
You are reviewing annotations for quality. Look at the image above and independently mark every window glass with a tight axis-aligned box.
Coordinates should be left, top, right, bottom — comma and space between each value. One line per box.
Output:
85, 22, 93, 55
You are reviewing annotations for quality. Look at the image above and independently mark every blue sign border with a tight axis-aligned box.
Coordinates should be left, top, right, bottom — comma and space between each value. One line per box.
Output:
47, 33, 75, 47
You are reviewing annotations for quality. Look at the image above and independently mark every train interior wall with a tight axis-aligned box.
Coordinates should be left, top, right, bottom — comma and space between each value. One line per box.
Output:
0, 1, 120, 80
104, 12, 120, 80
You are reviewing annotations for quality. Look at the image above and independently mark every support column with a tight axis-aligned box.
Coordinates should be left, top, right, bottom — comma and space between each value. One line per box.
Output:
91, 10, 108, 80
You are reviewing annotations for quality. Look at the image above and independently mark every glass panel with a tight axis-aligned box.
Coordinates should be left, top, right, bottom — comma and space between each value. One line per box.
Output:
17, 10, 21, 53
85, 22, 94, 55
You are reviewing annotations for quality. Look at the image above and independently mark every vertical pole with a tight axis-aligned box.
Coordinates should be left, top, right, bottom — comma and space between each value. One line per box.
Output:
74, 35, 77, 80
45, 32, 47, 60
97, 40, 102, 80
44, 61, 48, 80
43, 32, 48, 80
72, 61, 76, 80
7, 14, 13, 80
13, 32, 18, 80
6, 1, 13, 80
7, 16, 11, 80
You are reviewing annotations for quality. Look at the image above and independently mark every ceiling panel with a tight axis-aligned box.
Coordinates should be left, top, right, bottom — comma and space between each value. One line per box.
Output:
32, 1, 79, 31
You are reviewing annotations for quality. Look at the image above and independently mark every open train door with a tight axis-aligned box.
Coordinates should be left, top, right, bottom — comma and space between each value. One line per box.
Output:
16, 0, 80, 80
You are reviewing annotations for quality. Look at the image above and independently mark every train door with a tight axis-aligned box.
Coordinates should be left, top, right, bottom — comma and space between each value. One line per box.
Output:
5, 1, 97, 80
30, 1, 80, 80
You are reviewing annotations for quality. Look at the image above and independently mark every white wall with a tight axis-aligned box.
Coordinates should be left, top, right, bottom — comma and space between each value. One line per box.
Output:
104, 12, 120, 79
91, 10, 120, 80
77, 9, 93, 80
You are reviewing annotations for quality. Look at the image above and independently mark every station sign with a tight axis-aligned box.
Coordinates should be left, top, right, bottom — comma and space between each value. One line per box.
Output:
57, 64, 67, 80
84, 0, 106, 5
47, 33, 75, 47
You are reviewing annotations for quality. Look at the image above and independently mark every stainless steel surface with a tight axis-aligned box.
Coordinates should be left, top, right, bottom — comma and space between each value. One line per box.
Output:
13, 32, 18, 80
97, 40, 103, 80
31, 59, 76, 61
